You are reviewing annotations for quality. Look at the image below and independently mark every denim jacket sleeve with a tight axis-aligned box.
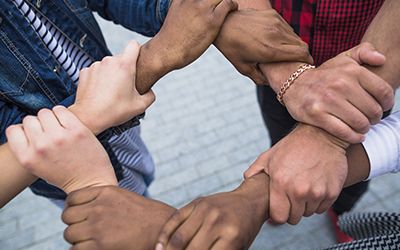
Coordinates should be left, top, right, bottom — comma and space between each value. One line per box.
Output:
0, 100, 26, 144
87, 0, 170, 37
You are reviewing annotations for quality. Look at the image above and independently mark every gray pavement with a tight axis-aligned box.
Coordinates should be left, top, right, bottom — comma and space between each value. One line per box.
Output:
1, 16, 400, 250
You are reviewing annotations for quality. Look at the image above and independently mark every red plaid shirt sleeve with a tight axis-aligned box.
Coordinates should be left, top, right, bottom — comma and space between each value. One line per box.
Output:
271, 0, 385, 66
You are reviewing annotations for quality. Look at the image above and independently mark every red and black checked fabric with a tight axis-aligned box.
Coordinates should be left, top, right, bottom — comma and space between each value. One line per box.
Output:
271, 0, 385, 66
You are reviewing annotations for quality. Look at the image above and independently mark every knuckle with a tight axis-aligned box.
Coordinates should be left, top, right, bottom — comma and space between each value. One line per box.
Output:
310, 188, 325, 200
91, 205, 105, 218
294, 186, 309, 199
101, 56, 114, 65
331, 78, 347, 91
224, 225, 240, 239
208, 207, 222, 223
271, 213, 287, 224
370, 106, 383, 123
308, 102, 323, 118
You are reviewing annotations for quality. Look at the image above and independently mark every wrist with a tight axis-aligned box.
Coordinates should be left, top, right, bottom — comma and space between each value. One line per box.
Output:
136, 39, 172, 94
295, 123, 350, 150
235, 173, 269, 222
259, 62, 304, 92
68, 104, 104, 135
63, 179, 118, 195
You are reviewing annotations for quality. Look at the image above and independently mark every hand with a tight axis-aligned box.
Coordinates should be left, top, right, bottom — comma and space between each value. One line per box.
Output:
276, 43, 394, 143
6, 106, 117, 194
156, 173, 269, 250
137, 0, 238, 93
70, 41, 155, 135
214, 9, 312, 84
245, 124, 348, 225
62, 186, 176, 250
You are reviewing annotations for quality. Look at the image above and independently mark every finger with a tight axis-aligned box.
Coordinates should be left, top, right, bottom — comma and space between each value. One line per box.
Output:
22, 116, 44, 142
135, 89, 156, 109
52, 105, 84, 129
304, 201, 323, 217
345, 83, 383, 125
316, 114, 365, 144
62, 202, 92, 225
316, 183, 340, 214
185, 223, 219, 250
244, 152, 270, 179
70, 240, 98, 250
315, 199, 333, 214
269, 183, 291, 224
356, 68, 394, 112
214, 0, 238, 23
6, 124, 29, 157
164, 211, 203, 250
346, 42, 386, 66
329, 100, 370, 134
120, 40, 140, 70
64, 221, 93, 244
157, 202, 197, 249
37, 108, 63, 133
66, 186, 102, 207
287, 196, 306, 225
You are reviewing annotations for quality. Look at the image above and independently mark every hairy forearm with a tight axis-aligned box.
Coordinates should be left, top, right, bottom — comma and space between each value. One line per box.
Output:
0, 144, 37, 208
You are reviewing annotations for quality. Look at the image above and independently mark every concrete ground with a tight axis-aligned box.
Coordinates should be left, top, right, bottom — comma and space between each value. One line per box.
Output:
1, 16, 400, 250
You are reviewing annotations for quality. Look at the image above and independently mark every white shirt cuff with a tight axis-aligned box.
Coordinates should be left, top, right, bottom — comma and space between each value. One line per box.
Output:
362, 111, 400, 180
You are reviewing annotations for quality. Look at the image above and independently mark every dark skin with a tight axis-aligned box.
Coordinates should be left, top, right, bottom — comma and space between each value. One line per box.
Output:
62, 173, 270, 250
135, 0, 311, 95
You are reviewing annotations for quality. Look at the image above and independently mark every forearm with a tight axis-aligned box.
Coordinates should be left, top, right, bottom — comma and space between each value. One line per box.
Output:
236, 172, 270, 222
0, 144, 37, 208
361, 0, 400, 89
135, 38, 173, 94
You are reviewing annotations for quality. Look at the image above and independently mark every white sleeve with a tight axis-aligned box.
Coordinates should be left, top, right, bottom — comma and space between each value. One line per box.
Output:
362, 110, 400, 180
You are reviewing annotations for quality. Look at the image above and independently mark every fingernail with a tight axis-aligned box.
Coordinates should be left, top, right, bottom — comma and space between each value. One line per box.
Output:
155, 243, 163, 250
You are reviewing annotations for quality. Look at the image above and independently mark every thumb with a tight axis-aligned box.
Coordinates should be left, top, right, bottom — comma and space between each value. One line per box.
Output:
244, 151, 270, 179
133, 90, 156, 111
345, 42, 386, 66
214, 0, 238, 24
121, 40, 141, 70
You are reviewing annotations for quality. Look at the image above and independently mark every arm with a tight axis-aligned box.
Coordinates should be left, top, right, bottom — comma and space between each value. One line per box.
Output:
1, 42, 154, 207
260, 0, 400, 142
62, 173, 269, 250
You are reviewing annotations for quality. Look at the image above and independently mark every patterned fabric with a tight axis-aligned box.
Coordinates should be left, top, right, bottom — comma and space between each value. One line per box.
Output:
324, 234, 400, 250
13, 0, 92, 85
339, 212, 400, 240
270, 0, 385, 66
323, 212, 400, 249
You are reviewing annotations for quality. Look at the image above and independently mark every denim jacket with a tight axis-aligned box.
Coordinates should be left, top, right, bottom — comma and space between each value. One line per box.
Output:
0, 0, 169, 199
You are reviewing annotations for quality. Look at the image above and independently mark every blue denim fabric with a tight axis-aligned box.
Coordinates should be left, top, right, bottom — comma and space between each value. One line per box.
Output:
0, 0, 168, 199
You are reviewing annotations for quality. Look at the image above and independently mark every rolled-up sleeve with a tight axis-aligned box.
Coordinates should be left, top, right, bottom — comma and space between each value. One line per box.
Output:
87, 0, 170, 37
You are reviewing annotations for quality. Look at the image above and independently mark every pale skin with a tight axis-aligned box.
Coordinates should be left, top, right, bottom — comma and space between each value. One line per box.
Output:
0, 41, 155, 208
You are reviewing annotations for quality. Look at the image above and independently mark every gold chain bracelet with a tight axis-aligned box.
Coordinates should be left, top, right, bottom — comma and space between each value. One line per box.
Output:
277, 64, 315, 106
